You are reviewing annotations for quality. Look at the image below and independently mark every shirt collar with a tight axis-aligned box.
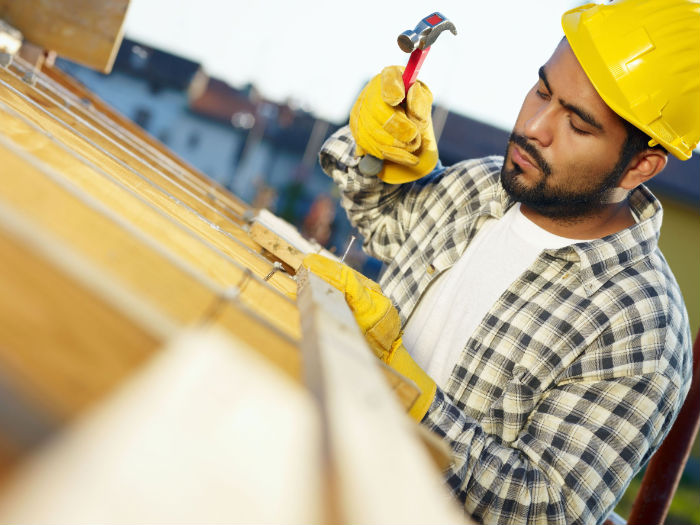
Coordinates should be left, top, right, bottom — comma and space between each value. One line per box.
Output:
481, 174, 514, 220
543, 184, 662, 296
491, 181, 662, 296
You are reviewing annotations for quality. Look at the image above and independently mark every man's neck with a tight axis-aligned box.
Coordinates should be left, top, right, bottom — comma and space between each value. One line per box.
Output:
520, 200, 636, 240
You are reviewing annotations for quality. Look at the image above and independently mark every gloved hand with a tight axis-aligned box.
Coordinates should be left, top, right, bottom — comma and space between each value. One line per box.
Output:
302, 253, 436, 421
350, 66, 439, 184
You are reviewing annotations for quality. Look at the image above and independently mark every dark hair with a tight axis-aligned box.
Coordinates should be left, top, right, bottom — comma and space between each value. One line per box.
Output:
618, 118, 667, 169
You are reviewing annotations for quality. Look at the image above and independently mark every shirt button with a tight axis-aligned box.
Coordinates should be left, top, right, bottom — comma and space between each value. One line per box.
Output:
427, 263, 436, 275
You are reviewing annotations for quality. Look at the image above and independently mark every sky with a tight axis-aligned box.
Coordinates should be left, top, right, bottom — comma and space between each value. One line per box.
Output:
122, 1, 583, 132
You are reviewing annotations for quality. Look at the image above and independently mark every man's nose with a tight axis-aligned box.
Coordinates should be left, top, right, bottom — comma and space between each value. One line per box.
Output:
524, 103, 554, 148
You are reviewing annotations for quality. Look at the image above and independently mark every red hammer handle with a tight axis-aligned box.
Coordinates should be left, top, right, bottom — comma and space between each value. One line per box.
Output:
402, 47, 431, 101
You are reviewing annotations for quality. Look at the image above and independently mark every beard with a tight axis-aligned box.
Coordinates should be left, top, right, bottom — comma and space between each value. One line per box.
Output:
500, 132, 627, 221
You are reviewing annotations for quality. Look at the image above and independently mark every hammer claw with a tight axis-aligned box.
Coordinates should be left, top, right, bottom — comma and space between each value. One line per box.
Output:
397, 12, 457, 53
398, 12, 457, 94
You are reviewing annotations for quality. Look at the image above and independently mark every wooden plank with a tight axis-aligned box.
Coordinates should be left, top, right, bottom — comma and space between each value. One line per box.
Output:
214, 301, 301, 380
9, 60, 253, 236
0, 67, 288, 293
0, 0, 130, 73
0, 141, 217, 325
0, 330, 324, 523
296, 267, 468, 524
0, 184, 303, 476
250, 221, 307, 269
0, 225, 159, 421
0, 134, 301, 341
39, 62, 250, 218
0, 204, 163, 441
0, 92, 298, 301
41, 63, 250, 218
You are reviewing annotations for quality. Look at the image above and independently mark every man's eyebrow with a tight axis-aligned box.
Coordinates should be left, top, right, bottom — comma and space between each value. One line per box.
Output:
538, 66, 551, 93
559, 100, 604, 131
538, 65, 604, 131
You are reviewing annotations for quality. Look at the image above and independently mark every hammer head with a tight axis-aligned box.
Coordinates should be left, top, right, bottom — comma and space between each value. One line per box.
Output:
397, 12, 457, 53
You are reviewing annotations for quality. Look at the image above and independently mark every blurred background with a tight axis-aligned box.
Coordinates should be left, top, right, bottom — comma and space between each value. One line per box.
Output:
53, 2, 698, 522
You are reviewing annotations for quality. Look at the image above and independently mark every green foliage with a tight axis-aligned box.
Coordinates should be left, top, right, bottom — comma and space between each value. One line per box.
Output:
667, 482, 700, 525
613, 435, 700, 525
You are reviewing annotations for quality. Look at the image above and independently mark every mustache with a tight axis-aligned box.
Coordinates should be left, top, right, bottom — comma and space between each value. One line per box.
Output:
508, 133, 552, 176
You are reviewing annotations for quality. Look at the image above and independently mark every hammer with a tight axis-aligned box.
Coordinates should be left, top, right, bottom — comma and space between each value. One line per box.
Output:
358, 12, 457, 176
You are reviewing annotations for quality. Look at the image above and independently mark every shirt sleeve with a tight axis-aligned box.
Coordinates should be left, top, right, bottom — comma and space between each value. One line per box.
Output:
422, 361, 686, 525
318, 126, 444, 263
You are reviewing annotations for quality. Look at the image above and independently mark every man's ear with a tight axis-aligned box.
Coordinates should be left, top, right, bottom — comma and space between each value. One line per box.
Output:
619, 149, 668, 190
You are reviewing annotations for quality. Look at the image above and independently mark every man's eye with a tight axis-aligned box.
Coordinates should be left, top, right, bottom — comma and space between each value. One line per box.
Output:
535, 89, 550, 100
570, 121, 589, 135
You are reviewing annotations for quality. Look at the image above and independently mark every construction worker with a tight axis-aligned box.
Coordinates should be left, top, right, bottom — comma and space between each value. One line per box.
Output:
303, 1, 699, 524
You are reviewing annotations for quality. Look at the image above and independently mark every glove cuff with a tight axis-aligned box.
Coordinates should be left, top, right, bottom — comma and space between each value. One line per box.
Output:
388, 343, 437, 422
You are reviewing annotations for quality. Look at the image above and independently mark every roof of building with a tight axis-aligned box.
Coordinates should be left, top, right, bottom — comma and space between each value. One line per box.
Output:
113, 38, 202, 91
188, 74, 337, 153
437, 111, 509, 166
188, 77, 257, 124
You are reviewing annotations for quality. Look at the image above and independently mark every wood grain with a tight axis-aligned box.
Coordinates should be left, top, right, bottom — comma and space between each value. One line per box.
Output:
0, 67, 295, 295
0, 135, 300, 339
0, 0, 130, 73
6, 62, 258, 248
0, 330, 322, 523
0, 219, 160, 421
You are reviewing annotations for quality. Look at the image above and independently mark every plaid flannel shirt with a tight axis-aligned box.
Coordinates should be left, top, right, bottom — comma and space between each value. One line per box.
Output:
319, 126, 692, 525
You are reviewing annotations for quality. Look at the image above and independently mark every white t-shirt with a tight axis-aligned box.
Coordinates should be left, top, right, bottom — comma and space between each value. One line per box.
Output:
402, 203, 584, 389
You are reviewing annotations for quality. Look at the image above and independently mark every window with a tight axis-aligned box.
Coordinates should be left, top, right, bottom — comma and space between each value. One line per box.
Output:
187, 131, 201, 150
133, 107, 151, 130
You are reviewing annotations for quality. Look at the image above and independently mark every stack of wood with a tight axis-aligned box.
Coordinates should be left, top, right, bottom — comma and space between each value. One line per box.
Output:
0, 1, 468, 522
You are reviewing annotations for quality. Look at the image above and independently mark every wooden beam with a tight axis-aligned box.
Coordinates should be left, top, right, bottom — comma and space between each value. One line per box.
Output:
0, 89, 299, 306
0, 203, 165, 484
296, 267, 468, 524
0, 66, 291, 294
214, 301, 301, 380
0, 170, 303, 476
0, 330, 323, 523
0, 133, 301, 340
0, 215, 162, 421
10, 60, 252, 234
0, 0, 130, 73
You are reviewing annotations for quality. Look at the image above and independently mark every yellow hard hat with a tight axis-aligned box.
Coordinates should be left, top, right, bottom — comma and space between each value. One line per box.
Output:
562, 0, 700, 160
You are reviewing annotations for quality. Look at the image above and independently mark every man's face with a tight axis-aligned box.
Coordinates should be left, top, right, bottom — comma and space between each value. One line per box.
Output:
501, 40, 631, 220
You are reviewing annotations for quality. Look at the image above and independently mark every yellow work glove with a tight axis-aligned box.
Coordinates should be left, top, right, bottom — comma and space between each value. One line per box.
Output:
302, 253, 436, 421
350, 66, 439, 184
